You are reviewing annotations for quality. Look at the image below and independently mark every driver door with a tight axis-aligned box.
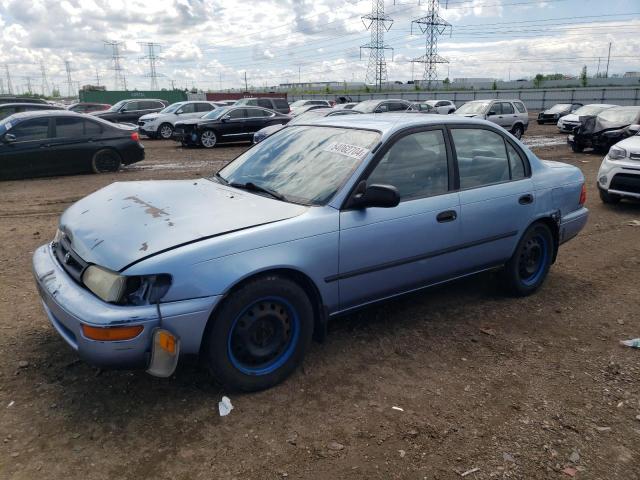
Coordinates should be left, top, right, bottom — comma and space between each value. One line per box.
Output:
0, 117, 53, 179
337, 128, 462, 310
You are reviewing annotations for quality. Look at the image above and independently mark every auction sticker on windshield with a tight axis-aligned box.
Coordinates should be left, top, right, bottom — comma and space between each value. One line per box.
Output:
324, 142, 369, 160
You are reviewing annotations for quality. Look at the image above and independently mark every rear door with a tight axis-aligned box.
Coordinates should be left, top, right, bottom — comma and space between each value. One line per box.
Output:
177, 102, 201, 121
499, 102, 517, 129
0, 117, 53, 179
47, 116, 97, 175
450, 126, 533, 269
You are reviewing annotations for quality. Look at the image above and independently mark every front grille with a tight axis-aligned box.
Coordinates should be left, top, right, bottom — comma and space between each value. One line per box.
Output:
610, 173, 640, 194
541, 114, 557, 120
630, 152, 640, 161
137, 121, 145, 127
52, 235, 88, 284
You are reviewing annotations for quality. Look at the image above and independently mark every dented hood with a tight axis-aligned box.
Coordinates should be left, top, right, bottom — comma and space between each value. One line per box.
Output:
59, 179, 308, 271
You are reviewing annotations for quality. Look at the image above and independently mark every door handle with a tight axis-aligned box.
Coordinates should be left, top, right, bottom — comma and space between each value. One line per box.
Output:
436, 210, 457, 223
519, 194, 534, 205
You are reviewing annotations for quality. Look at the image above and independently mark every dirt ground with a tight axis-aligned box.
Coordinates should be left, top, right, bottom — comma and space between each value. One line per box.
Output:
1, 117, 639, 480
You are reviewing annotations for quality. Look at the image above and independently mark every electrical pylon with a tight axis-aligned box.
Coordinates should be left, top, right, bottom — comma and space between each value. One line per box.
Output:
411, 0, 451, 89
360, 0, 394, 91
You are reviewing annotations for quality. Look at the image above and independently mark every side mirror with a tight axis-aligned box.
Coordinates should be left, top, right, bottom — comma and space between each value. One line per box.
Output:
3, 133, 16, 143
221, 115, 230, 122
487, 110, 497, 116
176, 110, 183, 115
350, 182, 400, 209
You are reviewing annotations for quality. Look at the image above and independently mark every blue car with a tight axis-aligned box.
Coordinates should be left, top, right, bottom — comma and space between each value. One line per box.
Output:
33, 114, 588, 391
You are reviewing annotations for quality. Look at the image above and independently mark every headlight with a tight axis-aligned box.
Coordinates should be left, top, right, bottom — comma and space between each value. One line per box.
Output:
82, 265, 171, 305
603, 129, 623, 138
608, 146, 627, 160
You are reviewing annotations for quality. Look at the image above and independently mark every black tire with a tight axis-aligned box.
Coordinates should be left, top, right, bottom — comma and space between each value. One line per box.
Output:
511, 124, 524, 139
502, 223, 554, 297
91, 149, 122, 174
200, 129, 217, 148
448, 109, 455, 114
205, 275, 314, 392
157, 123, 174, 140
571, 142, 584, 153
537, 120, 544, 125
599, 188, 621, 204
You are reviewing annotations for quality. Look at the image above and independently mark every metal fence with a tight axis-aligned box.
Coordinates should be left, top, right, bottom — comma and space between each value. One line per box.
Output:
289, 87, 640, 110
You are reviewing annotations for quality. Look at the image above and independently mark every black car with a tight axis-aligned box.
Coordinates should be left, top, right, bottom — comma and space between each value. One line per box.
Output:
568, 106, 640, 153
0, 111, 144, 180
537, 103, 582, 124
352, 99, 413, 113
0, 96, 48, 105
173, 106, 290, 148
90, 98, 168, 124
68, 102, 111, 114
0, 103, 65, 120
234, 97, 290, 114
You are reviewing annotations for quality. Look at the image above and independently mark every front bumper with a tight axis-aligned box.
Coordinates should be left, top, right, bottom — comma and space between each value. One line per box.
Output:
598, 156, 640, 199
32, 244, 220, 370
559, 207, 589, 245
138, 125, 157, 137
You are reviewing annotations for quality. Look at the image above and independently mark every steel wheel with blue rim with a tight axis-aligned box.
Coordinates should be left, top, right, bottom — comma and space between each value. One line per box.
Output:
206, 275, 314, 391
503, 223, 554, 296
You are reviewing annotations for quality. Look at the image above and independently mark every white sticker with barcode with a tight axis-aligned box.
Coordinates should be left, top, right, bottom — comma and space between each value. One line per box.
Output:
324, 142, 369, 160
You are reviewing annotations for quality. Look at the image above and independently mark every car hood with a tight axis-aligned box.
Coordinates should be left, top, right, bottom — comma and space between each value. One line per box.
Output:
614, 134, 640, 152
59, 179, 308, 271
139, 113, 160, 121
578, 115, 633, 136
175, 118, 204, 126
560, 113, 579, 123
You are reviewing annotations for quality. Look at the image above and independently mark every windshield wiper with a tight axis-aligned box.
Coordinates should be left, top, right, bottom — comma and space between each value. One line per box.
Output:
229, 181, 286, 201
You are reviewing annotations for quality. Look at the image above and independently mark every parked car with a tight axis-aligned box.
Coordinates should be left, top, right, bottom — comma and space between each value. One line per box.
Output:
234, 97, 290, 114
289, 99, 332, 115
454, 99, 529, 139
422, 99, 457, 114
32, 114, 588, 391
0, 102, 65, 120
253, 107, 360, 143
219, 100, 239, 106
557, 104, 617, 133
0, 110, 144, 180
333, 102, 357, 110
67, 103, 111, 114
409, 103, 437, 114
537, 103, 583, 124
352, 99, 413, 114
90, 99, 168, 124
137, 101, 224, 139
290, 104, 329, 117
597, 133, 640, 203
567, 106, 640, 153
173, 106, 290, 148
0, 96, 47, 105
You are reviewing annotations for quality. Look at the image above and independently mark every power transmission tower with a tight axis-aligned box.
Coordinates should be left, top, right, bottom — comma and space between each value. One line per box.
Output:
95, 67, 101, 87
105, 40, 127, 90
139, 42, 162, 90
4, 64, 13, 94
40, 61, 49, 96
410, 0, 451, 89
605, 42, 612, 78
25, 76, 33, 95
0, 78, 4, 94
360, 0, 394, 91
64, 60, 75, 97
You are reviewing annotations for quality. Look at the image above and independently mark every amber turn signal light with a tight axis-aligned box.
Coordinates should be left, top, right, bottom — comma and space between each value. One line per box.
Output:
81, 324, 144, 341
158, 331, 176, 354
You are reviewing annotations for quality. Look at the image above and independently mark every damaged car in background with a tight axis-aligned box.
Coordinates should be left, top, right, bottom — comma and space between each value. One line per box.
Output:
33, 114, 588, 392
536, 103, 582, 125
568, 106, 640, 153
557, 104, 617, 133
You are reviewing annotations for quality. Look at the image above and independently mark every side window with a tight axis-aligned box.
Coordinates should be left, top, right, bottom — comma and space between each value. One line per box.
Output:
514, 101, 527, 113
246, 108, 266, 118
487, 103, 501, 115
257, 99, 272, 108
376, 103, 390, 113
452, 128, 510, 189
179, 103, 196, 114
274, 99, 289, 109
84, 120, 103, 136
501, 102, 515, 114
124, 101, 140, 111
390, 102, 408, 111
436, 101, 446, 107
506, 143, 526, 180
55, 117, 85, 138
367, 130, 449, 201
9, 118, 50, 141
196, 103, 213, 112
227, 108, 247, 119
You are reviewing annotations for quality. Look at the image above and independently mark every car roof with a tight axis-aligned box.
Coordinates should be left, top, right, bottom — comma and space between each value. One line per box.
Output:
607, 105, 640, 112
296, 112, 496, 135
7, 110, 96, 120
0, 103, 62, 108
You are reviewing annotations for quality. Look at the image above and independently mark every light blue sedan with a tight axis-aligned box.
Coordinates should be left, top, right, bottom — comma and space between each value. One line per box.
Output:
32, 114, 588, 391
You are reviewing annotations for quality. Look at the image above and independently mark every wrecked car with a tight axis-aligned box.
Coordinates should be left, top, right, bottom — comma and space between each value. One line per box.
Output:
568, 106, 640, 153
536, 103, 582, 125
33, 114, 588, 391
557, 104, 617, 133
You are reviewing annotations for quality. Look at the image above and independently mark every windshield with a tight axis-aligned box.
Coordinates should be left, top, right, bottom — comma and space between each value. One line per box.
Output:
289, 100, 308, 108
547, 104, 571, 113
456, 101, 490, 115
289, 110, 330, 124
353, 100, 380, 113
160, 103, 184, 114
202, 107, 227, 120
215, 126, 380, 205
598, 108, 640, 124
574, 104, 614, 116
107, 100, 127, 112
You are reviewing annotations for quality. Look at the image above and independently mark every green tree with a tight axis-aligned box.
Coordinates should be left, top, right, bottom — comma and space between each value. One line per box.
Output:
51, 88, 60, 98
580, 66, 588, 87
533, 73, 544, 88
492, 80, 498, 90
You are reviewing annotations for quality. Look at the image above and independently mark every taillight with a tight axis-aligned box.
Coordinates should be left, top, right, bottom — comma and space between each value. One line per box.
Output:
579, 183, 586, 205
131, 131, 140, 142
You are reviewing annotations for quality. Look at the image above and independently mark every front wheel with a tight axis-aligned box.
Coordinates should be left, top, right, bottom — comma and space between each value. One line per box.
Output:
205, 275, 314, 392
571, 142, 584, 153
502, 223, 554, 296
200, 129, 217, 148
91, 149, 121, 174
511, 124, 524, 139
158, 123, 174, 140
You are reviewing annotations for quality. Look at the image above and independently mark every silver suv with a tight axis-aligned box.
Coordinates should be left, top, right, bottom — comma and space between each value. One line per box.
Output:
454, 99, 529, 139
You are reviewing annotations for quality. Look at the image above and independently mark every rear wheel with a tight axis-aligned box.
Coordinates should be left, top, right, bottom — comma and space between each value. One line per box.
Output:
205, 275, 314, 392
91, 149, 121, 174
571, 142, 584, 153
511, 124, 524, 139
502, 223, 554, 296
200, 129, 217, 148
158, 123, 174, 140
537, 120, 544, 125
599, 188, 621, 204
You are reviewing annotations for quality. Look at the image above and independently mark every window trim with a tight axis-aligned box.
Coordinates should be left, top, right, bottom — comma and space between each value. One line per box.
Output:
445, 124, 532, 192
340, 125, 456, 210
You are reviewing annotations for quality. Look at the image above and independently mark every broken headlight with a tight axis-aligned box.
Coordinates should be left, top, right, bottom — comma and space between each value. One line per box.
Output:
82, 265, 171, 305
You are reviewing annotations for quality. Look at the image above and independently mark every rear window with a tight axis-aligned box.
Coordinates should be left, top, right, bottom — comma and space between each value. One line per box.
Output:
274, 99, 289, 108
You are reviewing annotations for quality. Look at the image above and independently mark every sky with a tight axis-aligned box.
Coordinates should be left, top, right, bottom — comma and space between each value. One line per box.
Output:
0, 0, 638, 94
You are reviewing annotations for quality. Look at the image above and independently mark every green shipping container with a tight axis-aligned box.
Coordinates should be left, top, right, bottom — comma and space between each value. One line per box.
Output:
79, 90, 187, 105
